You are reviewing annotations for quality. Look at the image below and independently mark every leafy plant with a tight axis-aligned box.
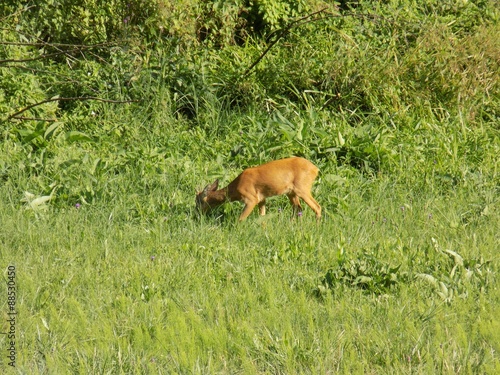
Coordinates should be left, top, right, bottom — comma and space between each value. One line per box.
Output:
317, 250, 406, 296
416, 238, 493, 303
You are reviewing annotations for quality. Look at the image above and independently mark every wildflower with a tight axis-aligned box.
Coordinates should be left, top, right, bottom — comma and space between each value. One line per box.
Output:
75, 203, 81, 209
150, 256, 156, 261
298, 211, 303, 217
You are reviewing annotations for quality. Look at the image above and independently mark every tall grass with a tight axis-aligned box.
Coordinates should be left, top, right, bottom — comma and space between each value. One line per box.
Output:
1, 0, 499, 373
1, 171, 498, 372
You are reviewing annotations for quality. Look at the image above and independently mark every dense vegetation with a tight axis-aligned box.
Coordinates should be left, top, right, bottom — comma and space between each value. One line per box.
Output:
1, 0, 499, 373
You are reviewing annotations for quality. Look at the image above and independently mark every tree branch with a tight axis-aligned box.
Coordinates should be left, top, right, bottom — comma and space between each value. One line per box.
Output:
242, 9, 387, 77
0, 43, 115, 64
0, 39, 113, 49
6, 96, 140, 121
243, 7, 330, 77
0, 27, 118, 65
0, 50, 79, 64
10, 116, 58, 122
0, 5, 36, 23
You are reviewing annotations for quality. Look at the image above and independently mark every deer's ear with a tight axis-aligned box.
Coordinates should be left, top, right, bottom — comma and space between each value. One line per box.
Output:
211, 179, 219, 191
202, 179, 219, 195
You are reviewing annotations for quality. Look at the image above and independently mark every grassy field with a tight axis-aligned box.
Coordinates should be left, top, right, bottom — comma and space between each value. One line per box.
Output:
1, 0, 499, 373
1, 171, 499, 373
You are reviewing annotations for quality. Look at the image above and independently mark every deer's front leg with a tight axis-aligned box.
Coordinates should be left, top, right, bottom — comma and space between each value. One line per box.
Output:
258, 199, 266, 216
238, 198, 258, 221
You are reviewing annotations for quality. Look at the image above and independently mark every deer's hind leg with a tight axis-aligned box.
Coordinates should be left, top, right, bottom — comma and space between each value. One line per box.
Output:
296, 191, 321, 219
287, 193, 303, 216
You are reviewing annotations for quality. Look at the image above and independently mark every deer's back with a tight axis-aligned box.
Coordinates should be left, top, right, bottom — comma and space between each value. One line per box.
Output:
228, 157, 318, 198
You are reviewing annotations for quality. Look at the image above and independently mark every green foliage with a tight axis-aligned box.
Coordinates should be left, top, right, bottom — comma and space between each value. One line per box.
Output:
416, 238, 494, 303
246, 0, 311, 31
2, 0, 163, 45
316, 239, 494, 303
1, 0, 500, 373
1, 179, 498, 373
318, 251, 405, 296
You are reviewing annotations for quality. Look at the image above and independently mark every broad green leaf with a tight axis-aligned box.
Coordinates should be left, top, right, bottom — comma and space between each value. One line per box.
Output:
66, 131, 93, 143
44, 122, 64, 139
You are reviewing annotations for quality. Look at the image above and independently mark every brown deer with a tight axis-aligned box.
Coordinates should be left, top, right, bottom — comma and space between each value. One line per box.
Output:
196, 157, 321, 221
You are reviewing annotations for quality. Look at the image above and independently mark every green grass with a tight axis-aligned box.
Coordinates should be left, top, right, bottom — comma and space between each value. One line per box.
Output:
1, 0, 500, 373
1, 170, 499, 373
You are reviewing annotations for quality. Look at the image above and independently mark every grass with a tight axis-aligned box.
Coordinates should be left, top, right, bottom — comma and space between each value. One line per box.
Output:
1, 168, 499, 373
1, 0, 499, 373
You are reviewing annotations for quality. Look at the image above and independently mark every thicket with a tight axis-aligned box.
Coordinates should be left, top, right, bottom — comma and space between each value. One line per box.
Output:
1, 0, 499, 210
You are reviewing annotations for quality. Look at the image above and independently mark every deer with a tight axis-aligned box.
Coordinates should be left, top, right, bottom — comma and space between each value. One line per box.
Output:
196, 157, 321, 222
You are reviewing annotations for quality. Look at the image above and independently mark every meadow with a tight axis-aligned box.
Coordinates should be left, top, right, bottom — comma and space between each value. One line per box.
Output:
1, 0, 499, 373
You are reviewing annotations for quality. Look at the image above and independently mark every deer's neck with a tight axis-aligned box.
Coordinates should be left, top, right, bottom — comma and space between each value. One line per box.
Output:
206, 188, 229, 208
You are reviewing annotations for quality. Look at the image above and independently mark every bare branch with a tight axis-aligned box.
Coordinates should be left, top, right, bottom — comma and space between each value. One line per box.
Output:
10, 116, 58, 122
243, 7, 330, 77
0, 43, 116, 64
243, 10, 388, 77
0, 39, 113, 49
0, 5, 36, 23
0, 50, 77, 64
0, 26, 118, 65
6, 96, 141, 121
